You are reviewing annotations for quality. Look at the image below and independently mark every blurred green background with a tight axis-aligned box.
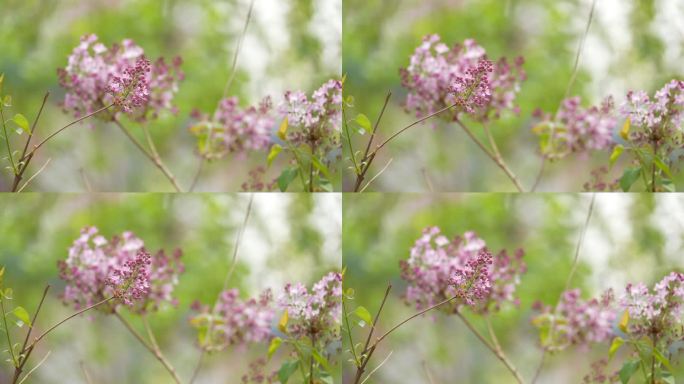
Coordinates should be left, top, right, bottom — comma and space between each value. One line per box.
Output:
0, 0, 341, 191
343, 193, 684, 383
342, 0, 684, 191
0, 193, 341, 383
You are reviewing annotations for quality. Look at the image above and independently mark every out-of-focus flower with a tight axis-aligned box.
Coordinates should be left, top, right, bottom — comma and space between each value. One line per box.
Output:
58, 34, 183, 121
190, 289, 274, 351
280, 79, 342, 135
400, 34, 525, 122
58, 226, 184, 313
190, 97, 275, 159
620, 272, 684, 342
448, 248, 493, 306
533, 96, 617, 159
620, 79, 684, 149
532, 289, 616, 352
278, 272, 342, 344
399, 227, 526, 314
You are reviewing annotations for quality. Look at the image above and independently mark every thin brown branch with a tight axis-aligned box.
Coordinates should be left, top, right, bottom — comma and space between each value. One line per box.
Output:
22, 103, 114, 162
372, 103, 459, 156
456, 120, 524, 192
458, 313, 525, 384
353, 284, 392, 384
531, 158, 546, 192
26, 297, 115, 351
564, 193, 596, 290
113, 119, 182, 192
12, 92, 49, 191
222, 0, 256, 98
114, 311, 182, 384
188, 157, 205, 192
12, 285, 50, 382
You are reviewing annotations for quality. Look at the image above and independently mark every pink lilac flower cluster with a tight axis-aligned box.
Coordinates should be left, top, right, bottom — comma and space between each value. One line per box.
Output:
447, 248, 493, 306
105, 249, 151, 306
58, 34, 183, 121
57, 226, 184, 313
399, 227, 526, 314
190, 97, 274, 159
621, 79, 684, 149
281, 79, 342, 133
106, 57, 151, 113
279, 79, 343, 160
448, 59, 494, 114
532, 289, 616, 351
583, 166, 620, 192
190, 288, 274, 350
278, 272, 342, 342
582, 358, 618, 384
620, 272, 684, 341
400, 34, 525, 122
241, 358, 277, 384
534, 96, 617, 159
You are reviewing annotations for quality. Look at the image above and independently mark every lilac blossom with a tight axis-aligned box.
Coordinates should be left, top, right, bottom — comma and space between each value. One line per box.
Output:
57, 34, 183, 121
620, 79, 684, 149
620, 272, 684, 341
532, 289, 616, 352
278, 272, 342, 343
190, 289, 275, 350
400, 34, 525, 122
280, 79, 342, 134
533, 96, 617, 159
399, 227, 526, 314
57, 226, 184, 313
447, 249, 493, 306
190, 96, 275, 159
279, 79, 342, 165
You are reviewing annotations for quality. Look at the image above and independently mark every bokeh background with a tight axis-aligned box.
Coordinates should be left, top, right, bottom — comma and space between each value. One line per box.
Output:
0, 0, 341, 191
343, 193, 684, 382
0, 193, 341, 383
342, 0, 684, 191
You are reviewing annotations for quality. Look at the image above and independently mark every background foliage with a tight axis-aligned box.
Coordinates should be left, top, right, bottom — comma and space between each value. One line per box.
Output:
342, 0, 684, 191
343, 193, 684, 382
0, 193, 341, 383
0, 0, 341, 191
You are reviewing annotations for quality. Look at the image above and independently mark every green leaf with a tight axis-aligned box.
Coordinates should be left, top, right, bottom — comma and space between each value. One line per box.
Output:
653, 348, 674, 373
620, 118, 631, 140
619, 310, 629, 333
619, 167, 641, 192
660, 178, 676, 192
2, 95, 11, 107
653, 156, 673, 179
609, 145, 624, 167
277, 168, 298, 192
278, 310, 289, 333
345, 288, 355, 299
660, 372, 676, 384
267, 337, 282, 359
353, 306, 372, 325
12, 114, 30, 135
12, 307, 30, 326
267, 144, 283, 167
609, 337, 624, 359
355, 114, 372, 133
312, 349, 331, 372
277, 360, 299, 384
278, 117, 288, 140
319, 374, 334, 384
311, 156, 331, 180
619, 360, 639, 384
